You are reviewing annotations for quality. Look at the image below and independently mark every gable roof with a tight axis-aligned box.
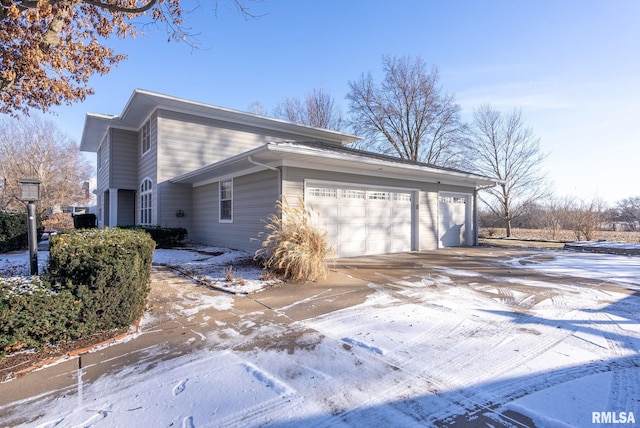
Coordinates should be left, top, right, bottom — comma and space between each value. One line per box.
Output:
171, 141, 500, 188
80, 89, 361, 152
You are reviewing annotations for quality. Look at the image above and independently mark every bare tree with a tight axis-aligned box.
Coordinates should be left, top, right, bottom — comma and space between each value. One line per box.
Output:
273, 87, 344, 131
0, 116, 92, 214
614, 196, 640, 231
466, 104, 549, 237
542, 197, 572, 240
564, 197, 604, 241
346, 55, 466, 167
247, 100, 267, 116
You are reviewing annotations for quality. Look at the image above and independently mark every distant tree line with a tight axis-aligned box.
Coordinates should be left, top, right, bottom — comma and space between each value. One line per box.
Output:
480, 195, 640, 241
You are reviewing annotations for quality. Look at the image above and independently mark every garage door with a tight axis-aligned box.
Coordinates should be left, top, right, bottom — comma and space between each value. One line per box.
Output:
439, 194, 470, 247
306, 185, 413, 257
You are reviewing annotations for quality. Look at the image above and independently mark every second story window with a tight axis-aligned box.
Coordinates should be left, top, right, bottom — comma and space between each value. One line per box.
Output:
98, 142, 108, 170
141, 120, 151, 154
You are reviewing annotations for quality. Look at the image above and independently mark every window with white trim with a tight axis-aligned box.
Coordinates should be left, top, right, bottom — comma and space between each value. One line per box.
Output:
141, 120, 151, 154
140, 178, 153, 225
219, 179, 233, 222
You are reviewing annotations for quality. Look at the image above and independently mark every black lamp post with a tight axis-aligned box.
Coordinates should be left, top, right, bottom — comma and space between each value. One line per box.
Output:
20, 179, 41, 275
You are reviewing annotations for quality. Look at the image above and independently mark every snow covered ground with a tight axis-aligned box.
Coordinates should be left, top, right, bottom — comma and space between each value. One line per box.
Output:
151, 246, 281, 294
1, 244, 639, 427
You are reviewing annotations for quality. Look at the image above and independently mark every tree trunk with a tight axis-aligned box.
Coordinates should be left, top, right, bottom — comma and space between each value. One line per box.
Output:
502, 185, 512, 237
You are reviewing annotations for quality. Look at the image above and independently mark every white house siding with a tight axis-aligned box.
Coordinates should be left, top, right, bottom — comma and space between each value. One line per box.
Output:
281, 167, 475, 252
94, 133, 111, 227
96, 134, 109, 203
156, 182, 192, 230
138, 112, 158, 186
109, 129, 138, 190
191, 169, 280, 253
156, 110, 327, 183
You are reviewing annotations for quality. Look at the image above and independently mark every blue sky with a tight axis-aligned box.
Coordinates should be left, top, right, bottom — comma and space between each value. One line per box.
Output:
50, 0, 640, 205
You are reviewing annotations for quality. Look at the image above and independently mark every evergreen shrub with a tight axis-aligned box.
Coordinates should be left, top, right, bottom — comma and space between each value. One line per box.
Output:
0, 278, 81, 352
0, 211, 27, 253
0, 211, 43, 253
1, 228, 155, 356
46, 228, 155, 335
72, 213, 97, 229
122, 225, 187, 248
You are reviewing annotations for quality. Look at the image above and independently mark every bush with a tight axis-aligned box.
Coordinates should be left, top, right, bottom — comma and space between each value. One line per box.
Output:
0, 228, 155, 355
1, 211, 26, 253
72, 213, 96, 229
255, 197, 334, 282
42, 212, 75, 232
122, 225, 187, 248
0, 278, 81, 352
0, 210, 44, 253
45, 228, 155, 335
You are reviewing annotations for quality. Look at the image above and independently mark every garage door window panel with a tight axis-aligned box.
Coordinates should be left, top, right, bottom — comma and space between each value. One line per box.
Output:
306, 184, 414, 257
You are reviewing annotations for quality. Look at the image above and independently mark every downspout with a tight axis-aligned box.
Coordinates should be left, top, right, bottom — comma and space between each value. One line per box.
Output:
247, 155, 281, 196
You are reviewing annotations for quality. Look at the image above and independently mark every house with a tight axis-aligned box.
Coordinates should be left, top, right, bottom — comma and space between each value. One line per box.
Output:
80, 89, 498, 258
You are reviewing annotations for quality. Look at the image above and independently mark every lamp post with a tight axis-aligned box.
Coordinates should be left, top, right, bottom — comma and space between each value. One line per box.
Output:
20, 179, 41, 275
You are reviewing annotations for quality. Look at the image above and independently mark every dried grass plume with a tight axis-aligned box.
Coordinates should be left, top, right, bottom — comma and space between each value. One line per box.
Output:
255, 197, 335, 282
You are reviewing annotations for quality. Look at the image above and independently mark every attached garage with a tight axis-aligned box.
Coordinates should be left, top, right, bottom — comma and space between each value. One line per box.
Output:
170, 141, 500, 257
306, 182, 414, 257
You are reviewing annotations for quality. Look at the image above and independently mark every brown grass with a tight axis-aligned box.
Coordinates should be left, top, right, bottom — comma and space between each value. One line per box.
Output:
480, 228, 640, 243
255, 197, 335, 282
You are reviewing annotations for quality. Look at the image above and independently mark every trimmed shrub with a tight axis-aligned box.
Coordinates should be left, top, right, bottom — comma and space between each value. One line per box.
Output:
255, 197, 334, 282
0, 210, 43, 253
72, 213, 96, 229
0, 278, 81, 352
0, 211, 27, 253
46, 228, 155, 335
122, 226, 187, 248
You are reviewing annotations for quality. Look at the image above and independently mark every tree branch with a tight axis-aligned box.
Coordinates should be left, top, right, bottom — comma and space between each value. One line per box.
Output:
81, 0, 158, 14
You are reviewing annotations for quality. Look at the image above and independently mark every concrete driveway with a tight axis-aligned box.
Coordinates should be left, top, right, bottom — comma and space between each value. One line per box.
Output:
1, 247, 638, 427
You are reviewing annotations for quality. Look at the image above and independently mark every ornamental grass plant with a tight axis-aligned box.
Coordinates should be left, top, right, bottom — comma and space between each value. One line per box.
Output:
256, 197, 334, 282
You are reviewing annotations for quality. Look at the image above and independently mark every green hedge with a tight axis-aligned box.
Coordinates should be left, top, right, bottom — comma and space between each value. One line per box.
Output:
73, 213, 97, 229
1, 228, 155, 354
0, 279, 81, 351
0, 211, 43, 253
47, 228, 156, 334
122, 226, 187, 249
0, 211, 25, 253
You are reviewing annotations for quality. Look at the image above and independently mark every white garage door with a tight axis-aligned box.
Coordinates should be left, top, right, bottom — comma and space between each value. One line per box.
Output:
306, 185, 413, 257
439, 194, 470, 247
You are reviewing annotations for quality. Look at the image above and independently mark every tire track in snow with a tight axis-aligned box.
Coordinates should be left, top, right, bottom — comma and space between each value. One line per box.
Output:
444, 354, 640, 423
597, 310, 640, 412
418, 308, 576, 391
